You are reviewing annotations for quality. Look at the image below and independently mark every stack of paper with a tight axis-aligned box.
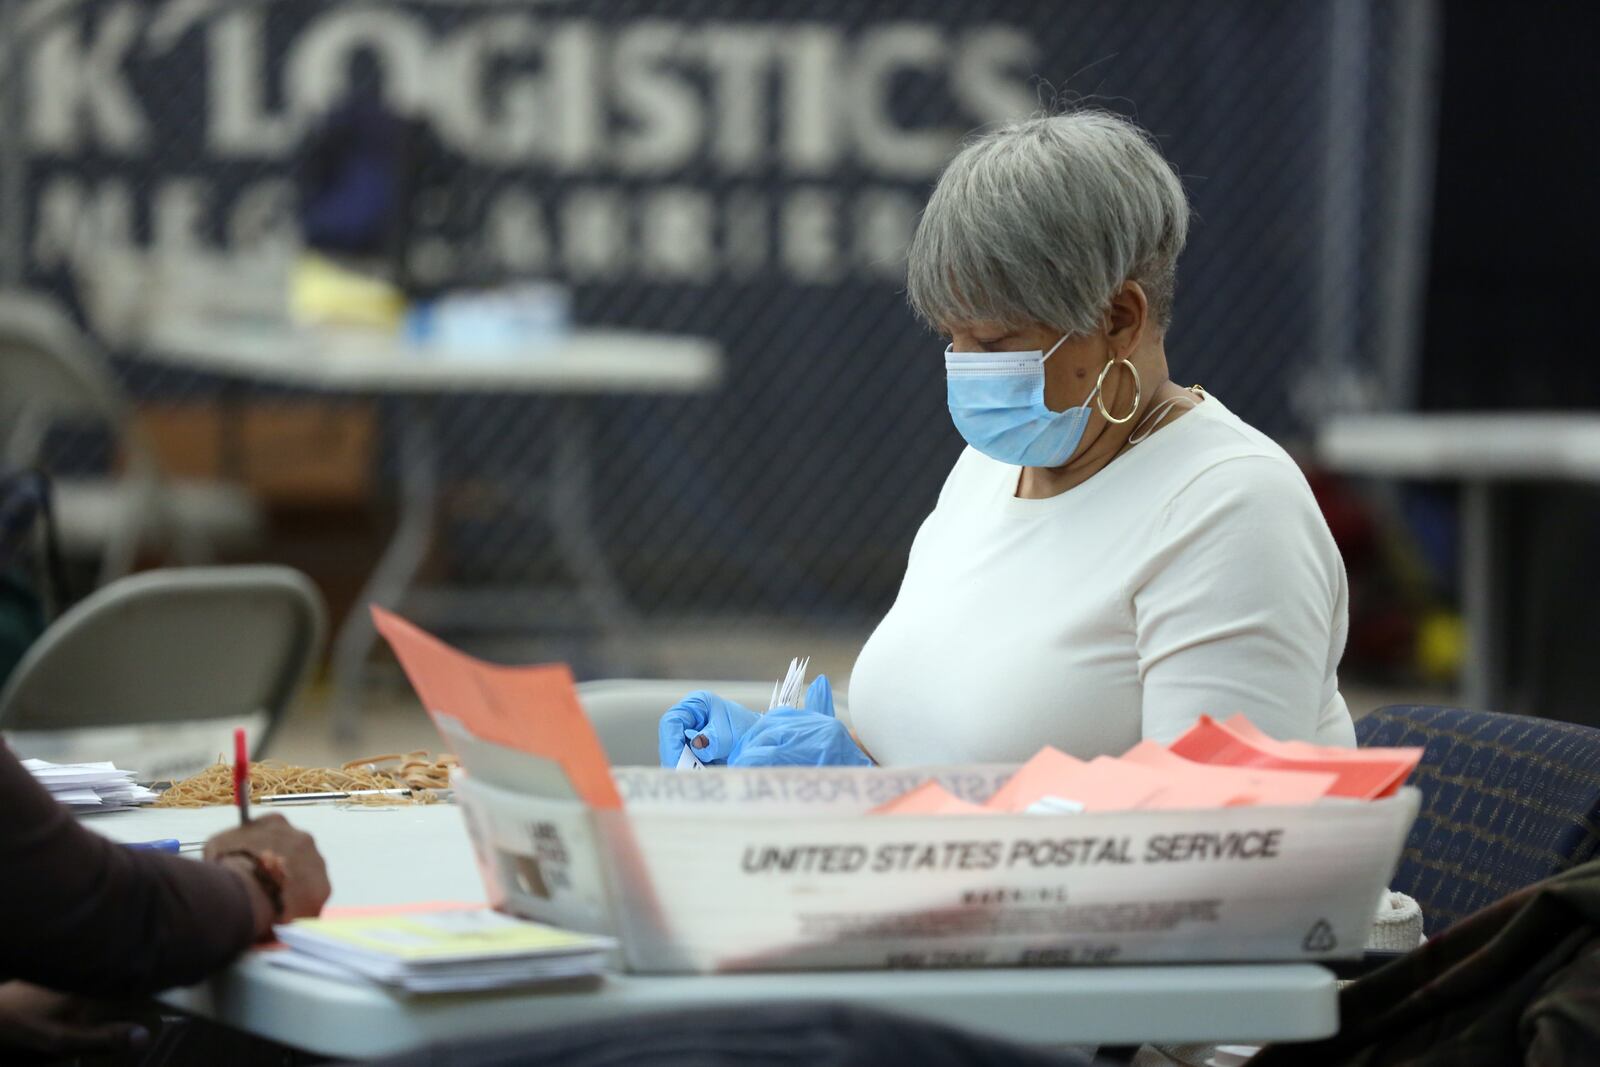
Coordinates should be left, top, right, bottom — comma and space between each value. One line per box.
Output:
768, 656, 810, 710
270, 905, 615, 993
23, 759, 159, 811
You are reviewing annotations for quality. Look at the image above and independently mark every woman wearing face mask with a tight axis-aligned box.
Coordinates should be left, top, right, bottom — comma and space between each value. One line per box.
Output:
659, 109, 1354, 768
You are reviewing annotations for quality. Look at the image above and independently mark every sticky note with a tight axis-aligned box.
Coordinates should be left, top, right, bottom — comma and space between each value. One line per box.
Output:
372, 607, 622, 809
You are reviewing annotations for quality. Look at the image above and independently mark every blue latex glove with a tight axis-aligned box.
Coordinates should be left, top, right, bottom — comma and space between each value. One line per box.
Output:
658, 691, 760, 767
728, 676, 873, 767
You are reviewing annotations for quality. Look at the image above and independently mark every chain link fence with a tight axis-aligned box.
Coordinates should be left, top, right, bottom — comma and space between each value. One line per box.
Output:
0, 0, 1437, 649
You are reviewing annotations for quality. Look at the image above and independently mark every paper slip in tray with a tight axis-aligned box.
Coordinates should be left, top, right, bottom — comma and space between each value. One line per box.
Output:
271, 907, 615, 993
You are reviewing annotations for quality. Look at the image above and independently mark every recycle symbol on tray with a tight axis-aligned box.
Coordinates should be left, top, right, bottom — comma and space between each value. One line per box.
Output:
1302, 919, 1338, 953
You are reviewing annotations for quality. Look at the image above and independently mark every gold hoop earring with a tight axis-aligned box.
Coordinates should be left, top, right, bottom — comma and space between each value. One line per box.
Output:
1094, 358, 1142, 424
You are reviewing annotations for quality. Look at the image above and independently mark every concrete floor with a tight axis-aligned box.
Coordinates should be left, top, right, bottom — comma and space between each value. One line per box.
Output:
262, 621, 1455, 768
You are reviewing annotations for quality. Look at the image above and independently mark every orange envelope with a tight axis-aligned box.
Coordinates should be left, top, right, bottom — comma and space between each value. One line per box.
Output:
986, 749, 1179, 813
984, 747, 1087, 812
372, 607, 622, 809
1168, 715, 1421, 799
1218, 714, 1277, 746
1219, 714, 1410, 764
871, 780, 989, 816
1128, 758, 1266, 811
1119, 740, 1338, 806
259, 901, 485, 950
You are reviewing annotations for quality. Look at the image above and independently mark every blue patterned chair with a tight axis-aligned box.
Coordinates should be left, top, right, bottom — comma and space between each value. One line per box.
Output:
1357, 704, 1600, 936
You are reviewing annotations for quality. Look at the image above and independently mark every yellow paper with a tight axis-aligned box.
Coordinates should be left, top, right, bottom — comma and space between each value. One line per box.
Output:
281, 909, 599, 962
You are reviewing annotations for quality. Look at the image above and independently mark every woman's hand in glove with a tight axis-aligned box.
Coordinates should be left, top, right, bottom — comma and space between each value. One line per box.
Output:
658, 691, 761, 767
728, 676, 873, 767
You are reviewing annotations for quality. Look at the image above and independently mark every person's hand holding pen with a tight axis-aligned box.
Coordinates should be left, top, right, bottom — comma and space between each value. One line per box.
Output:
203, 814, 330, 938
199, 730, 330, 939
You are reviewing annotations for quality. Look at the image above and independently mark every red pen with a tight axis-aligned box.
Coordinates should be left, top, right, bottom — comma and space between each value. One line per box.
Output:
233, 727, 251, 824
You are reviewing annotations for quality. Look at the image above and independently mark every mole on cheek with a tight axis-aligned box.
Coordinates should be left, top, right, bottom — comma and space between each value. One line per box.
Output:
1075, 367, 1088, 379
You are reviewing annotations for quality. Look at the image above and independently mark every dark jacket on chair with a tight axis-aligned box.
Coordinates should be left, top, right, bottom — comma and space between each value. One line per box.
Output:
1250, 857, 1600, 1066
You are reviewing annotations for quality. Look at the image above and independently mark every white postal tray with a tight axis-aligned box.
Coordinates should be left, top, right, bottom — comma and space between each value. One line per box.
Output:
449, 745, 1417, 975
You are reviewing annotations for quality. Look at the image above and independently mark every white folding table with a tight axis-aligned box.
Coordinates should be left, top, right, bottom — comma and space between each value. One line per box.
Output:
134, 320, 724, 741
1315, 412, 1600, 710
87, 802, 1339, 1059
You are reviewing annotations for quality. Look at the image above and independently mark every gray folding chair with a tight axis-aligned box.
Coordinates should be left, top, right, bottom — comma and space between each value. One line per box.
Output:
0, 290, 262, 587
576, 679, 851, 766
0, 566, 325, 778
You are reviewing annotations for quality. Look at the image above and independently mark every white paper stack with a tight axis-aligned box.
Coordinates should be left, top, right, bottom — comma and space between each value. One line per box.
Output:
270, 908, 615, 994
22, 759, 159, 811
767, 655, 810, 710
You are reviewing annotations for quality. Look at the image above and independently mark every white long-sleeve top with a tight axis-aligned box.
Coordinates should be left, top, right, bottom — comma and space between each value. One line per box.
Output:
847, 393, 1356, 766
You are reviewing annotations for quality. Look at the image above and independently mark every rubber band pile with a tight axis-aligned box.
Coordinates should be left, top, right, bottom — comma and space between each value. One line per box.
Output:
153, 751, 459, 807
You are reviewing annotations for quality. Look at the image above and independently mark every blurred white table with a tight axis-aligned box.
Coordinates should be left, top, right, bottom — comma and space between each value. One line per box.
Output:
143, 323, 722, 394
87, 803, 1339, 1059
136, 321, 724, 740
1316, 412, 1600, 709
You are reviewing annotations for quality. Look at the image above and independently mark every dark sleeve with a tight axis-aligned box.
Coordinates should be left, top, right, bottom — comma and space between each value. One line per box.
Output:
0, 742, 257, 995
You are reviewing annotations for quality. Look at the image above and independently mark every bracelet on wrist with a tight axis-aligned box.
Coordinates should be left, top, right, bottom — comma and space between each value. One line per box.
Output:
218, 848, 287, 927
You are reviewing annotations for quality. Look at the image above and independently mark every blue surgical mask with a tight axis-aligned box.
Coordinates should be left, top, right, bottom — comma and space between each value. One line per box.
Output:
945, 334, 1100, 467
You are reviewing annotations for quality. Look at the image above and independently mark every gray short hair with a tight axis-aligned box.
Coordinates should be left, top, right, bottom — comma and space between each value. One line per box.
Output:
907, 110, 1190, 336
